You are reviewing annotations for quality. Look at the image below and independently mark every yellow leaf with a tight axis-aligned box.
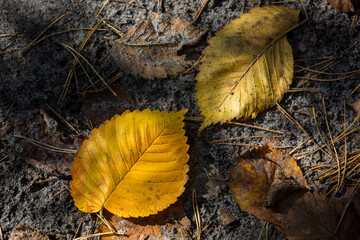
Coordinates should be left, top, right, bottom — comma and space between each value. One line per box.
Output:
195, 6, 299, 132
70, 109, 189, 218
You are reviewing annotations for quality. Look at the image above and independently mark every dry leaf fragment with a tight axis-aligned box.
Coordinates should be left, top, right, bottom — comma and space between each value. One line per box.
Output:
80, 84, 134, 127
98, 200, 191, 240
70, 109, 189, 218
328, 0, 360, 12
228, 145, 308, 225
9, 223, 50, 240
195, 6, 299, 132
278, 191, 360, 240
12, 108, 85, 176
352, 98, 360, 119
110, 13, 206, 80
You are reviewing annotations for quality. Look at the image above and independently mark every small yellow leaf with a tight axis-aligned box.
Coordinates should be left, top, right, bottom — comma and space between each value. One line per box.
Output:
196, 6, 299, 132
70, 109, 189, 218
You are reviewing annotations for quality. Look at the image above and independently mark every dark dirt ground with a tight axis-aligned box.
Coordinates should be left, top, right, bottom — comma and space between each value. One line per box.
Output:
1, 0, 360, 239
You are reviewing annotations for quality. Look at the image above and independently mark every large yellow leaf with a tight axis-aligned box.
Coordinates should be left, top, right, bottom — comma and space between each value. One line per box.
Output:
70, 109, 189, 218
196, 6, 299, 132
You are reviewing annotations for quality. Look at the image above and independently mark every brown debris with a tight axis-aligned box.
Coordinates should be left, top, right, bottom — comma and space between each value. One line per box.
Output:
9, 223, 50, 240
328, 0, 360, 12
110, 13, 206, 80
352, 98, 360, 119
98, 200, 191, 240
12, 108, 85, 177
278, 191, 360, 240
79, 84, 134, 127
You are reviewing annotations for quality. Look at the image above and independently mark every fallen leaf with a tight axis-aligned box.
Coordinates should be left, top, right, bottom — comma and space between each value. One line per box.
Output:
9, 223, 50, 240
12, 108, 85, 176
328, 0, 360, 12
70, 109, 189, 217
80, 84, 134, 127
98, 200, 191, 240
110, 13, 206, 80
278, 191, 360, 240
195, 6, 299, 132
228, 145, 308, 225
352, 98, 360, 119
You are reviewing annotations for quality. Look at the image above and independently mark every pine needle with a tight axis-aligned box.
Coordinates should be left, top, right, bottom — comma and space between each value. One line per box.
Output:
60, 43, 117, 97
45, 104, 80, 135
14, 134, 77, 154
193, 189, 202, 240
27, 13, 66, 50
97, 0, 109, 17
193, 0, 210, 23
227, 122, 284, 134
74, 232, 126, 240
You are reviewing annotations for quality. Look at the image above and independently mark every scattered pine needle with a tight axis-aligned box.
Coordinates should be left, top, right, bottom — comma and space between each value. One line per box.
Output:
288, 88, 317, 92
32, 28, 109, 47
35, 176, 57, 184
289, 136, 312, 155
14, 134, 77, 154
73, 220, 85, 240
74, 232, 126, 240
54, 187, 67, 197
27, 13, 66, 50
193, 0, 210, 23
193, 189, 202, 240
212, 142, 258, 147
97, 0, 109, 17
227, 122, 284, 134
115, 0, 145, 9
60, 18, 104, 104
102, 19, 125, 37
0, 155, 9, 163
209, 135, 283, 144
349, 13, 358, 38
185, 55, 203, 73
322, 98, 341, 191
60, 43, 117, 97
96, 212, 115, 233
335, 181, 359, 234
46, 104, 80, 135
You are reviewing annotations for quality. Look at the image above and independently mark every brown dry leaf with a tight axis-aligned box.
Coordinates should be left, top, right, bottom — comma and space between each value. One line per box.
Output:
12, 108, 85, 176
328, 0, 360, 12
80, 84, 134, 127
278, 191, 360, 240
9, 223, 50, 240
228, 145, 308, 225
98, 200, 191, 240
352, 98, 360, 119
110, 13, 206, 80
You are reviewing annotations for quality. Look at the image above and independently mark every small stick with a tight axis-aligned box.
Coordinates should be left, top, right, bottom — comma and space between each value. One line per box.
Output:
35, 176, 57, 184
227, 122, 284, 134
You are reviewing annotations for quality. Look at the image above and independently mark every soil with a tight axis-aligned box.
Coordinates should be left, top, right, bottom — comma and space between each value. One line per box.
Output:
1, 0, 360, 239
